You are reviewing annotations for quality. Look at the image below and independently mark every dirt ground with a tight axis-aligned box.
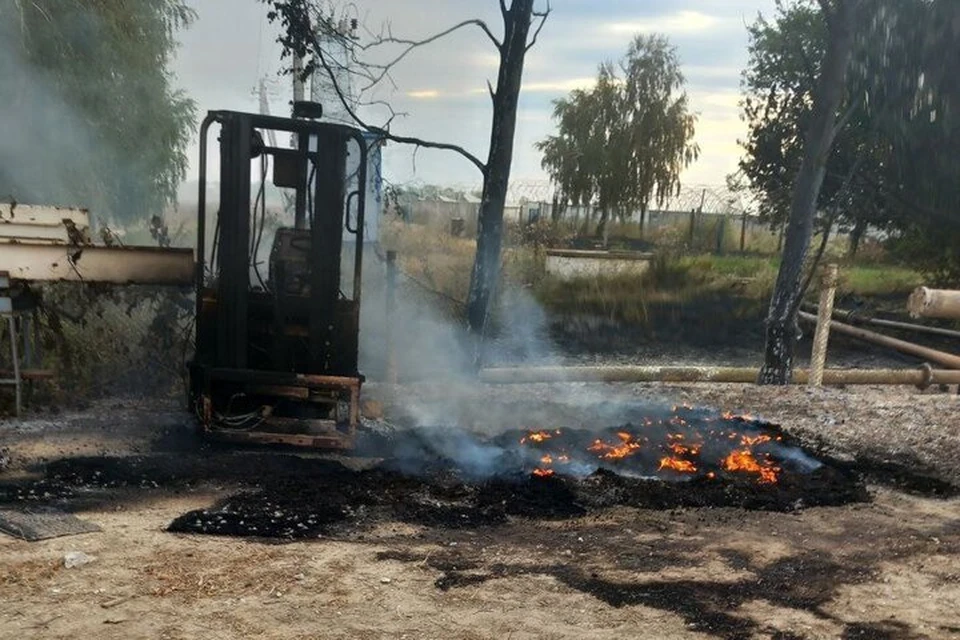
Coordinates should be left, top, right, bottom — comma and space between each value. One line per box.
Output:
1, 382, 959, 640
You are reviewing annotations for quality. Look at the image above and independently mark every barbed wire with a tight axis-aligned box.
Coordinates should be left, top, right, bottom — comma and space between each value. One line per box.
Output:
384, 179, 752, 214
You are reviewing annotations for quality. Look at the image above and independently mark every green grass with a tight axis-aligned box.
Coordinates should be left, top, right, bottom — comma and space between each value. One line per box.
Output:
680, 254, 922, 297
533, 252, 923, 326
840, 264, 924, 296
384, 222, 923, 328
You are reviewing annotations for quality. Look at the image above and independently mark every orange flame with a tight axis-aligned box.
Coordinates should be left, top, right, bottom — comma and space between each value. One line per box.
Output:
668, 442, 702, 456
520, 430, 553, 445
588, 433, 642, 460
722, 450, 779, 483
532, 468, 554, 477
740, 434, 772, 447
658, 457, 697, 473
721, 411, 757, 422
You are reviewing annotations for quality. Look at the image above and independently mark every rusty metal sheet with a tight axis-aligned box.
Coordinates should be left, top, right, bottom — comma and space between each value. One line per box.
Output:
0, 222, 73, 243
0, 243, 194, 285
0, 508, 101, 541
0, 204, 90, 228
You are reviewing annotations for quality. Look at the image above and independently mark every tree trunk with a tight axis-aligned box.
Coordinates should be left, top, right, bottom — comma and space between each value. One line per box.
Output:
758, 1, 857, 385
550, 195, 563, 223
466, 0, 534, 347
595, 208, 609, 241
847, 217, 867, 258
580, 205, 593, 236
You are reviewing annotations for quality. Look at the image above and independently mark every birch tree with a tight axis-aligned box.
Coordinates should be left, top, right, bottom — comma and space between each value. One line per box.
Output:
537, 35, 698, 240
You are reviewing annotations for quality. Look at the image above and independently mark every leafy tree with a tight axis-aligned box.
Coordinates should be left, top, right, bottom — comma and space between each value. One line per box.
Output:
537, 35, 698, 240
873, 0, 960, 284
739, 0, 894, 257
750, 0, 960, 384
756, 0, 863, 385
0, 0, 197, 224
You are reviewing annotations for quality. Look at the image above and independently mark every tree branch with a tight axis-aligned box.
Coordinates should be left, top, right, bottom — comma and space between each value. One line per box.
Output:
526, 1, 550, 51
831, 94, 863, 138
351, 19, 502, 91
794, 150, 866, 306
311, 35, 487, 174
500, 0, 509, 18
486, 78, 496, 103
357, 99, 408, 128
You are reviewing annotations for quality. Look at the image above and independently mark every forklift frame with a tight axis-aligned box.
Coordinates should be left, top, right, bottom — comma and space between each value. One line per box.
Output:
190, 110, 369, 449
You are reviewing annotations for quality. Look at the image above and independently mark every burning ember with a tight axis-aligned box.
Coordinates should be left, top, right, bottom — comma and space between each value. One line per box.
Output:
514, 406, 807, 485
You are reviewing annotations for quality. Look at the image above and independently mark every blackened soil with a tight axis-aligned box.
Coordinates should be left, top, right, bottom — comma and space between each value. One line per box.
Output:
0, 446, 866, 542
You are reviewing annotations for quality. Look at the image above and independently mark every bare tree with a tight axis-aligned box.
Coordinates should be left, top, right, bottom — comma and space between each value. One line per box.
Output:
263, 0, 550, 360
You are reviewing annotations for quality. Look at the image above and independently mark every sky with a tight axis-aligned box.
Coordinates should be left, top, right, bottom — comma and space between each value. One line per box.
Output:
172, 0, 778, 192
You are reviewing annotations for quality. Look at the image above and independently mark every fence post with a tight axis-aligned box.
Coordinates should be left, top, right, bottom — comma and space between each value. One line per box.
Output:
809, 263, 839, 388
715, 216, 727, 255
385, 250, 398, 384
740, 212, 748, 253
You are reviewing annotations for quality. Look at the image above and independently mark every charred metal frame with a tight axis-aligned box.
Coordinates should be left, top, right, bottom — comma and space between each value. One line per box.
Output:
191, 110, 368, 449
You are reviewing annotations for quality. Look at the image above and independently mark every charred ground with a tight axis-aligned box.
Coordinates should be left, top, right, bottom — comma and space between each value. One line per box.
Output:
0, 387, 957, 640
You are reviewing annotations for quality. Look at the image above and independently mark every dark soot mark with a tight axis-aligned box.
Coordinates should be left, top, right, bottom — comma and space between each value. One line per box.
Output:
380, 549, 905, 640
164, 462, 866, 540
0, 446, 867, 541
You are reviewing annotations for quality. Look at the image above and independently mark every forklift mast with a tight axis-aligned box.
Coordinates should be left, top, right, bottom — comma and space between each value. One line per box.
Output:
189, 106, 369, 449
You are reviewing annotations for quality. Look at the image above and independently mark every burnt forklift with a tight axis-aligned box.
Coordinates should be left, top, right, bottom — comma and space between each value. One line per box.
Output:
189, 103, 369, 449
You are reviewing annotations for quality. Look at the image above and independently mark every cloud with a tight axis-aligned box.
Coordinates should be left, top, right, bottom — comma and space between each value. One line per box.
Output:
173, 0, 780, 189
603, 10, 724, 36
407, 89, 442, 99
522, 77, 597, 93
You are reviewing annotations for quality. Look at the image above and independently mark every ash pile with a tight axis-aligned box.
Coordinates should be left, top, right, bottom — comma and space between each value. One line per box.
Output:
168, 406, 867, 540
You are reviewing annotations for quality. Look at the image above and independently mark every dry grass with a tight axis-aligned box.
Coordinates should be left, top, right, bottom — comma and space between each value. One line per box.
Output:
380, 219, 545, 304
0, 557, 62, 597
140, 547, 300, 601
379, 221, 922, 330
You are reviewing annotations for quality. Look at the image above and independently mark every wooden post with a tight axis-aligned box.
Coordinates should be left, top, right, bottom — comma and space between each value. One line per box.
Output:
809, 264, 839, 387
715, 216, 727, 255
740, 212, 748, 253
385, 251, 398, 384
907, 288, 960, 320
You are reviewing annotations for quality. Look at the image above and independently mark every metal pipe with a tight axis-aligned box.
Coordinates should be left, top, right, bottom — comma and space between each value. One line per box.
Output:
479, 364, 960, 387
196, 113, 217, 320
797, 311, 960, 369
908, 287, 960, 320
385, 250, 397, 384
804, 304, 960, 340
350, 131, 368, 304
